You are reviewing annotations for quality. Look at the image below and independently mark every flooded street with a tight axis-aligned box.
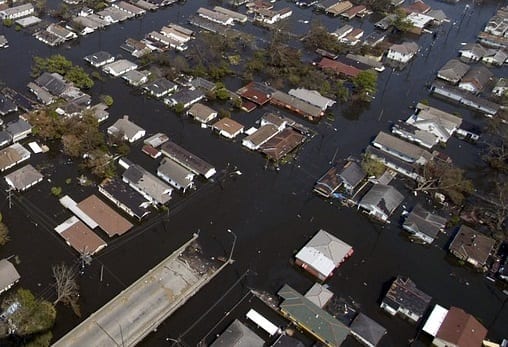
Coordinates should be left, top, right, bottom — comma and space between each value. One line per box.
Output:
0, 0, 507, 346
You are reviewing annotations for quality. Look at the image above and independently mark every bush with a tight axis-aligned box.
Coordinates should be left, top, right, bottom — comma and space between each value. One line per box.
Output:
2, 19, 13, 27
100, 95, 114, 106
51, 186, 62, 197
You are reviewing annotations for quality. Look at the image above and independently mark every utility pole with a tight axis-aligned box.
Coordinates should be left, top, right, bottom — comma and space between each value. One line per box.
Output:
7, 187, 12, 209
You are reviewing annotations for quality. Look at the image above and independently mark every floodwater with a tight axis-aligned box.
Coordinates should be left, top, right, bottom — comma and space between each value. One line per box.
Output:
0, 0, 507, 346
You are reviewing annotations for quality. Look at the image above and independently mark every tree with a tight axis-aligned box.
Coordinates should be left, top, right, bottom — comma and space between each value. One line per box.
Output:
0, 222, 9, 246
361, 155, 385, 177
31, 55, 94, 89
52, 263, 81, 317
353, 70, 377, 101
173, 103, 185, 114
50, 186, 62, 197
366, 0, 392, 12
100, 95, 114, 107
0, 288, 56, 338
483, 119, 508, 173
415, 160, 473, 205
302, 21, 345, 54
392, 9, 414, 32
483, 181, 508, 235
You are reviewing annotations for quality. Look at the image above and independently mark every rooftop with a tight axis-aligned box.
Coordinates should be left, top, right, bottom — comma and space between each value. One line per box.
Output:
295, 229, 353, 278
160, 141, 215, 179
435, 307, 487, 347
99, 177, 151, 220
278, 284, 350, 346
77, 195, 133, 237
4, 164, 43, 191
55, 216, 107, 255
350, 313, 387, 347
210, 319, 264, 347
383, 276, 432, 319
260, 128, 305, 161
449, 225, 496, 266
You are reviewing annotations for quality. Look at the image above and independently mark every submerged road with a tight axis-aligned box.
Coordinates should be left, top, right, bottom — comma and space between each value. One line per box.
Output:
52, 234, 229, 347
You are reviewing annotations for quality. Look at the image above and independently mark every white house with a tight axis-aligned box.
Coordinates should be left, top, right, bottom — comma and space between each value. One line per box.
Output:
107, 116, 145, 143
0, 3, 34, 20
387, 41, 419, 63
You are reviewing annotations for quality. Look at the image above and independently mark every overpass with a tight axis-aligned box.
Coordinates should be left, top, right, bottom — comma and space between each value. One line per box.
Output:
53, 234, 229, 346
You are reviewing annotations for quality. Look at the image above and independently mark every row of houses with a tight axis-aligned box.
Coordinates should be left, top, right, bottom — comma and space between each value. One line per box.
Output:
459, 43, 507, 66
477, 6, 507, 49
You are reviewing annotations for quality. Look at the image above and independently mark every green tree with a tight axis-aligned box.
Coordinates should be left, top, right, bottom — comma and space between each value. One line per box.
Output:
361, 155, 386, 177
24, 331, 53, 347
173, 103, 185, 114
2, 19, 13, 27
353, 70, 378, 101
393, 9, 414, 32
0, 222, 10, 246
100, 95, 114, 107
51, 186, 62, 197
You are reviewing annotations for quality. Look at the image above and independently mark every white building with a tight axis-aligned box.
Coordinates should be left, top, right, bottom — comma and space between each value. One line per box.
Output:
387, 41, 419, 63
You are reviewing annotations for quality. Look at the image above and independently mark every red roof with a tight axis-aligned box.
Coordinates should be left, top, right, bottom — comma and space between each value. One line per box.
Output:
236, 82, 272, 105
436, 307, 487, 347
318, 57, 361, 78
142, 144, 161, 158
404, 0, 431, 14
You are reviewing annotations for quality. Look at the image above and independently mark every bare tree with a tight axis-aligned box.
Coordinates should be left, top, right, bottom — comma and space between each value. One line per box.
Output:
414, 160, 473, 205
52, 263, 81, 317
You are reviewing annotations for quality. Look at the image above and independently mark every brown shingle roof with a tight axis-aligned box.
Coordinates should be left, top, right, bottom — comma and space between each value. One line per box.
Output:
318, 57, 361, 78
77, 195, 133, 237
436, 307, 487, 347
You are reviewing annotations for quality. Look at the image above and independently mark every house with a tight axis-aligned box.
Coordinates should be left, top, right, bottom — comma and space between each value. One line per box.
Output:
187, 103, 217, 124
288, 88, 335, 111
122, 70, 151, 86
160, 141, 216, 179
236, 81, 273, 106
0, 3, 34, 20
0, 94, 17, 116
143, 78, 177, 98
314, 166, 341, 198
341, 28, 364, 46
0, 131, 12, 148
403, 0, 431, 14
375, 14, 396, 30
76, 195, 133, 237
0, 143, 30, 172
191, 77, 216, 93
339, 161, 366, 194
5, 164, 43, 191
332, 24, 353, 40
107, 116, 145, 143
141, 144, 161, 159
362, 32, 386, 48
427, 9, 449, 25
325, 0, 353, 16
144, 133, 169, 148
157, 157, 195, 192
270, 91, 323, 122
197, 7, 234, 25
405, 103, 462, 144
164, 88, 205, 109
386, 42, 419, 63
449, 225, 496, 271
358, 184, 404, 222
54, 216, 107, 255
254, 7, 292, 25
121, 160, 173, 205
0, 35, 7, 48
89, 103, 109, 123
161, 23, 194, 43
437, 59, 470, 84
317, 57, 361, 78
304, 283, 333, 308
278, 284, 350, 347
482, 48, 507, 66
350, 313, 387, 347
458, 66, 494, 94
213, 6, 247, 23
459, 43, 488, 62
260, 128, 305, 161
260, 113, 287, 132
0, 259, 20, 295
402, 204, 447, 244
84, 51, 115, 68
392, 121, 438, 149
405, 12, 434, 34
380, 276, 431, 323
295, 229, 353, 281
46, 23, 78, 41
212, 118, 244, 139
102, 59, 138, 77
210, 319, 264, 347
372, 131, 432, 165
430, 80, 500, 116
242, 124, 279, 150
423, 306, 487, 347
121, 38, 152, 58
33, 72, 69, 97
97, 7, 131, 23
112, 1, 146, 16
493, 78, 507, 97
341, 5, 367, 20
99, 177, 151, 220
